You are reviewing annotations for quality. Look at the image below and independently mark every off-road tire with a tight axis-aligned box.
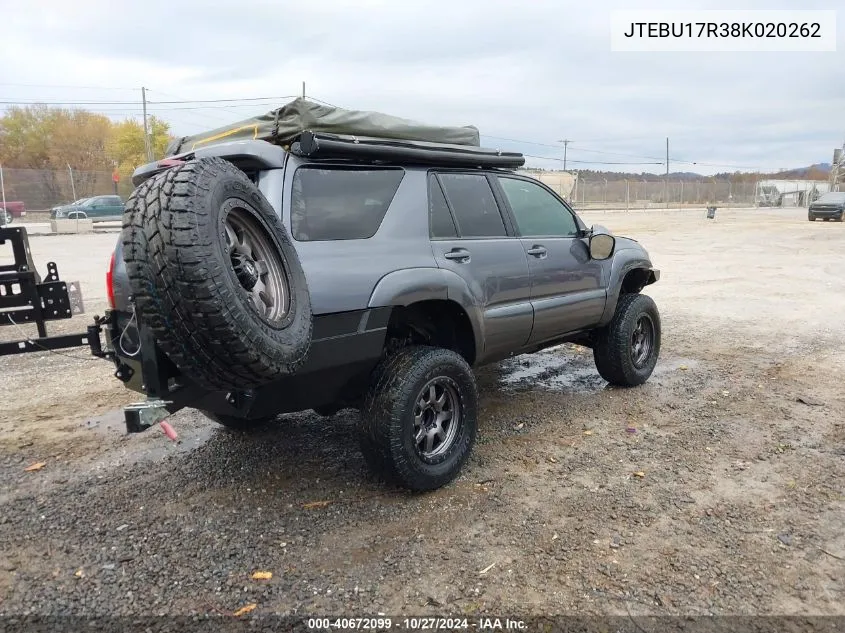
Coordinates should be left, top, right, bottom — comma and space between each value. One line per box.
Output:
204, 412, 277, 432
359, 346, 478, 492
593, 293, 661, 387
122, 157, 312, 390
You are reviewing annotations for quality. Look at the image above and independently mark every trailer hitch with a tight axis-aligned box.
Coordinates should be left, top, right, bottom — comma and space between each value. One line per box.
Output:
124, 399, 174, 434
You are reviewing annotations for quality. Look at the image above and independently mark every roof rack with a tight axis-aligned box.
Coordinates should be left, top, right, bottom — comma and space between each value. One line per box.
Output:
291, 131, 525, 169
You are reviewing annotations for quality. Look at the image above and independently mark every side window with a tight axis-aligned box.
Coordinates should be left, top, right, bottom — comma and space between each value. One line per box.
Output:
437, 173, 506, 238
498, 177, 579, 237
428, 176, 457, 238
291, 167, 404, 241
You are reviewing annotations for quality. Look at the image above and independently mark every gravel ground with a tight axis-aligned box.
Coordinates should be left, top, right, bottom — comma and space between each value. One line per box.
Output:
1, 207, 844, 619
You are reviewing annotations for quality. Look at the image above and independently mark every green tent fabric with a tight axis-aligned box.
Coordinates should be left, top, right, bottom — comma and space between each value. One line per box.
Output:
165, 98, 480, 156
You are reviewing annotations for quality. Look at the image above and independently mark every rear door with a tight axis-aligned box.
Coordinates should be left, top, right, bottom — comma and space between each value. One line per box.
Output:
493, 174, 607, 344
428, 171, 533, 362
87, 197, 109, 219
105, 196, 124, 218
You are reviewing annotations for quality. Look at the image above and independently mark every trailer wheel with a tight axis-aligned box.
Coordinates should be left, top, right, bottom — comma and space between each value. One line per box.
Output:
122, 157, 312, 390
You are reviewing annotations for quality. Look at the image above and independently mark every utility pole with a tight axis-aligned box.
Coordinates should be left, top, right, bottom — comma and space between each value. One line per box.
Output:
67, 163, 77, 201
302, 81, 306, 99
665, 137, 669, 210
0, 163, 7, 219
558, 139, 571, 171
142, 87, 153, 162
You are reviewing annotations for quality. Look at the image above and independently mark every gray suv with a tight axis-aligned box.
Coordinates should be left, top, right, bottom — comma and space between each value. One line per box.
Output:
100, 131, 660, 492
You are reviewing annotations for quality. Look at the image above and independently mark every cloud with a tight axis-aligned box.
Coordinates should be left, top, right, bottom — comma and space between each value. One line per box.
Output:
1, 0, 842, 174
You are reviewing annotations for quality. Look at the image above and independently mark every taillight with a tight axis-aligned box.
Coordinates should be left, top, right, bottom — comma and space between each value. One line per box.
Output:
106, 251, 116, 309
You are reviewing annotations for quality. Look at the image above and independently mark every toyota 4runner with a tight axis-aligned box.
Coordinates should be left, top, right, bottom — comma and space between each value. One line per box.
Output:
19, 99, 663, 491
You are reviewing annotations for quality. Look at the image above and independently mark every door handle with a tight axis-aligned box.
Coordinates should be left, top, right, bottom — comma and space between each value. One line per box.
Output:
527, 245, 547, 258
443, 248, 471, 262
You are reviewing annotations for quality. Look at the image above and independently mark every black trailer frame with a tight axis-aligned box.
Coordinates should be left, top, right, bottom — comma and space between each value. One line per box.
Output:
0, 225, 175, 434
0, 226, 111, 357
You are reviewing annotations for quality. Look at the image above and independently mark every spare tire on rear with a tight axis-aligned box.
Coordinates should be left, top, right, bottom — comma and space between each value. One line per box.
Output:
122, 157, 312, 390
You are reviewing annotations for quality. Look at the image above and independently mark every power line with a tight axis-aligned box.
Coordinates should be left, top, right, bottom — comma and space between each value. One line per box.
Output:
523, 154, 664, 166
0, 81, 137, 91
0, 95, 299, 106
481, 134, 668, 162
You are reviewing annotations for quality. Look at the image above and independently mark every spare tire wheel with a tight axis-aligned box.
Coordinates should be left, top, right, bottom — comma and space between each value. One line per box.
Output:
122, 157, 312, 390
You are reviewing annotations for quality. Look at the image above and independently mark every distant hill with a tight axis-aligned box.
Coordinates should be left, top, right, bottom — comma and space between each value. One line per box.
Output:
524, 163, 833, 183
769, 163, 831, 179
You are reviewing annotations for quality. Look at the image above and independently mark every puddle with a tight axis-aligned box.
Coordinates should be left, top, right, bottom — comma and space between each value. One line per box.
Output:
82, 408, 216, 469
496, 344, 604, 393
495, 344, 699, 393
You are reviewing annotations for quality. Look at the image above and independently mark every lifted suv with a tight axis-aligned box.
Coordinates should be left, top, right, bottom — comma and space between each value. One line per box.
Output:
95, 103, 661, 491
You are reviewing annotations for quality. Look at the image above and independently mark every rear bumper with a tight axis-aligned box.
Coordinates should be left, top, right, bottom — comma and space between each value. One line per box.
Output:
101, 307, 391, 433
809, 209, 843, 217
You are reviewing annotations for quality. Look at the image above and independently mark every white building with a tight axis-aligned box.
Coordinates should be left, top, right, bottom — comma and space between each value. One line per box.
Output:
755, 179, 830, 207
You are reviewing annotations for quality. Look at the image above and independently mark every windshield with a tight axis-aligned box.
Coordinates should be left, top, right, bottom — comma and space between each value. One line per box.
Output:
816, 192, 845, 203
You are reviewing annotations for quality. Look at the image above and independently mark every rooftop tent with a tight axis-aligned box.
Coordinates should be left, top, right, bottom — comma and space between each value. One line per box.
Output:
165, 98, 481, 156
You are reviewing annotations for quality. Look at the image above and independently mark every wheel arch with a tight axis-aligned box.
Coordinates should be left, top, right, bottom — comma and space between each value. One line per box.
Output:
599, 253, 659, 327
368, 268, 483, 365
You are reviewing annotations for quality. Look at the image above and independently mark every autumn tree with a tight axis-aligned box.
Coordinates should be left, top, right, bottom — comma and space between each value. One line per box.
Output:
109, 116, 171, 180
0, 105, 173, 203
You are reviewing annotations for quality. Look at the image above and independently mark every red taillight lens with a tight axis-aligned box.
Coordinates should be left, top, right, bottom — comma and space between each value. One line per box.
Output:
106, 251, 116, 309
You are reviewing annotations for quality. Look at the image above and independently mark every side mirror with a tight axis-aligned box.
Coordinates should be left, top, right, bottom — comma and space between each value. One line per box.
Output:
589, 231, 615, 260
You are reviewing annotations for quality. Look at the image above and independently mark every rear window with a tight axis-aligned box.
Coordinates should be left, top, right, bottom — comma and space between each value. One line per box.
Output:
817, 192, 845, 203
291, 167, 404, 241
436, 173, 506, 237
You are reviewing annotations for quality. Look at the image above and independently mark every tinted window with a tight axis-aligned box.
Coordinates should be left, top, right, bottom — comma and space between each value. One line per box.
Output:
106, 196, 122, 205
437, 173, 506, 237
498, 177, 579, 237
291, 167, 403, 241
429, 176, 457, 238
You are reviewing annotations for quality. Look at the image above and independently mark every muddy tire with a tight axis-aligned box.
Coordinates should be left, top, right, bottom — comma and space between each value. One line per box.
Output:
593, 293, 661, 387
122, 157, 312, 390
204, 412, 277, 432
359, 346, 477, 492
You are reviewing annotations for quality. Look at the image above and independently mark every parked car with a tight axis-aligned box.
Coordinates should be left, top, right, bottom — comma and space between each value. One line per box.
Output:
90, 99, 661, 491
808, 192, 845, 222
0, 200, 26, 218
50, 195, 124, 221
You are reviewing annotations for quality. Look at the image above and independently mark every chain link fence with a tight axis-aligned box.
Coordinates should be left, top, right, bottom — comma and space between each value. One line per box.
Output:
569, 178, 762, 209
0, 168, 135, 212
1, 167, 827, 215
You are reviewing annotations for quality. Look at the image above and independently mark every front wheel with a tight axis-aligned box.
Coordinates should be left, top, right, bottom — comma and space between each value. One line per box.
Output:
593, 293, 661, 387
359, 346, 478, 491
808, 214, 816, 222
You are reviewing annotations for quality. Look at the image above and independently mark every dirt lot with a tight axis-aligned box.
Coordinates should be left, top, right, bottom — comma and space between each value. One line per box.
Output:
1, 208, 843, 618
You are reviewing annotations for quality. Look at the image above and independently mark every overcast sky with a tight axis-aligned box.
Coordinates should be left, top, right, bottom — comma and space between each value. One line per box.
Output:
1, 0, 842, 175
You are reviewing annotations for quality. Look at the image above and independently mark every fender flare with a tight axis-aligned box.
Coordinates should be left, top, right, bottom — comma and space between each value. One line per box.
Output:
367, 267, 484, 362
599, 252, 659, 326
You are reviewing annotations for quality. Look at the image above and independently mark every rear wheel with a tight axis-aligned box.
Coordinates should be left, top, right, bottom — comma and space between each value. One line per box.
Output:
593, 293, 661, 387
359, 346, 477, 491
808, 214, 815, 222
